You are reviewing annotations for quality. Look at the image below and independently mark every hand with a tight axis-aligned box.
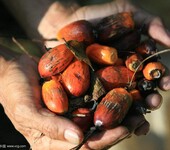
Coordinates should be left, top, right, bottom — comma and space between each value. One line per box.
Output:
38, 0, 170, 47
0, 55, 84, 150
0, 54, 144, 150
1, 0, 170, 149
38, 0, 170, 149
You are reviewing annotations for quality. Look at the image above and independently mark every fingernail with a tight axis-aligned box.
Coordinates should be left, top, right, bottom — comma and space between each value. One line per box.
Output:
162, 76, 170, 90
145, 93, 163, 110
64, 129, 80, 145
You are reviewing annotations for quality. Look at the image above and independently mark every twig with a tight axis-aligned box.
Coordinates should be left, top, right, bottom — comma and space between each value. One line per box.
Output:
12, 37, 38, 63
129, 49, 170, 87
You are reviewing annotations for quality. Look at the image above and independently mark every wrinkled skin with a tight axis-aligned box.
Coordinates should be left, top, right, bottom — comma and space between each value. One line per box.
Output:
0, 0, 170, 149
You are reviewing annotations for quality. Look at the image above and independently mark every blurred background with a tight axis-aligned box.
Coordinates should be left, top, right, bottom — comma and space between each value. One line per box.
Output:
0, 0, 170, 150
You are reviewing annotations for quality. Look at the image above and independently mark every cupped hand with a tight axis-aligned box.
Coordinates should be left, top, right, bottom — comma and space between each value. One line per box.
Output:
38, 0, 170, 149
0, 54, 149, 150
0, 55, 84, 150
1, 0, 170, 149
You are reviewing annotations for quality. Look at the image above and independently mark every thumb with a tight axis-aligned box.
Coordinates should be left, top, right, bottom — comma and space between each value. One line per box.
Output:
147, 17, 170, 47
32, 108, 83, 145
18, 55, 84, 144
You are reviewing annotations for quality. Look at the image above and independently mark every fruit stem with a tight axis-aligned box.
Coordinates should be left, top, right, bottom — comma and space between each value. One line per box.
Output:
12, 37, 38, 63
90, 100, 98, 111
70, 126, 97, 150
150, 69, 162, 79
129, 49, 170, 87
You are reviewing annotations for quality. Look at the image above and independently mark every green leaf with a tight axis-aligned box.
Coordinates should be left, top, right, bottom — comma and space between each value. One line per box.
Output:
0, 37, 42, 58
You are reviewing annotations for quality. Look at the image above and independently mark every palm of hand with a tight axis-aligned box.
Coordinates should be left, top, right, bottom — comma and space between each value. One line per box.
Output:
1, 55, 84, 150
1, 55, 42, 146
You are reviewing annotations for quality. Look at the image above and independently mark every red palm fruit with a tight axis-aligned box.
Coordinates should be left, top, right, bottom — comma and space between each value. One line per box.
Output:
42, 79, 68, 114
110, 30, 141, 51
38, 44, 74, 78
70, 88, 132, 150
62, 59, 90, 97
129, 89, 143, 102
94, 88, 132, 129
86, 43, 118, 65
71, 108, 93, 132
125, 53, 143, 72
143, 61, 166, 80
57, 20, 95, 45
96, 12, 135, 43
96, 66, 135, 91
137, 78, 157, 95
136, 39, 157, 58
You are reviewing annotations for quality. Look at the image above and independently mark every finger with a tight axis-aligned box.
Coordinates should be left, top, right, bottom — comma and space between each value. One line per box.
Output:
17, 55, 84, 144
159, 75, 170, 91
31, 108, 83, 145
83, 126, 130, 150
145, 93, 163, 110
44, 39, 65, 48
147, 17, 170, 47
70, 0, 134, 25
134, 11, 170, 47
27, 134, 77, 150
122, 113, 147, 134
134, 120, 150, 136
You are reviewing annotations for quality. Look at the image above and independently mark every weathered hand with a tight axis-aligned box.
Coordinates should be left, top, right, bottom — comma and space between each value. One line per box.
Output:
1, 0, 170, 149
42, 0, 169, 149
0, 55, 84, 150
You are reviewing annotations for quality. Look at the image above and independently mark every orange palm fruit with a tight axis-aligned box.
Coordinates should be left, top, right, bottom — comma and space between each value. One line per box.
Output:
96, 12, 135, 43
42, 79, 68, 114
96, 66, 135, 91
125, 53, 143, 72
143, 61, 166, 80
57, 20, 95, 45
62, 59, 90, 97
38, 44, 74, 78
86, 43, 118, 65
94, 88, 132, 129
